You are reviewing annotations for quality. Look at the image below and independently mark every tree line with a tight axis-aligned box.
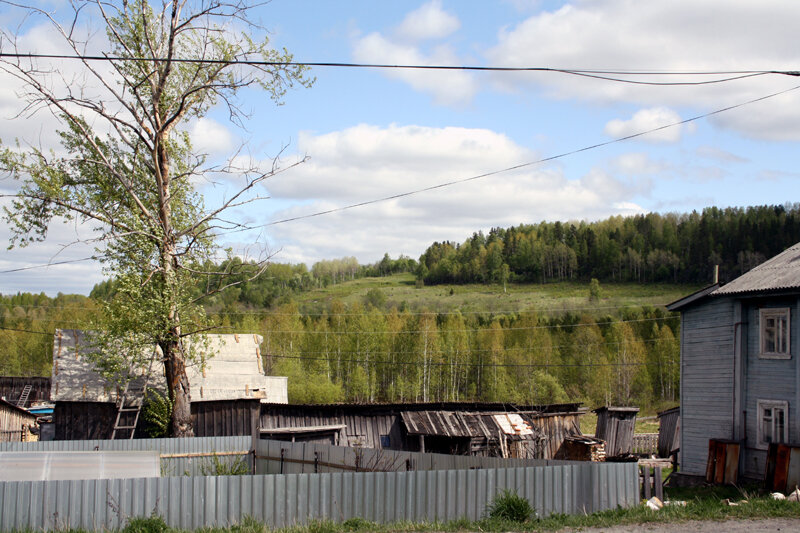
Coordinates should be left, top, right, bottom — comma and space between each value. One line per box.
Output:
221, 301, 679, 410
2, 289, 679, 409
417, 204, 800, 286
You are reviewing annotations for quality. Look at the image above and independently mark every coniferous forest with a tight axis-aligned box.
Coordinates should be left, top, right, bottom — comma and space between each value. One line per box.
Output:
2, 204, 799, 409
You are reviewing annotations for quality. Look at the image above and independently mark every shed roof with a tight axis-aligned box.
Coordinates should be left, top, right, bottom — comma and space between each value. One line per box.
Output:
713, 241, 800, 295
0, 398, 37, 421
51, 329, 287, 404
400, 410, 541, 441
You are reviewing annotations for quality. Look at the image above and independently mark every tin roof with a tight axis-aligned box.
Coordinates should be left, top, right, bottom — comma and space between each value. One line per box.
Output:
714, 241, 800, 295
51, 329, 287, 404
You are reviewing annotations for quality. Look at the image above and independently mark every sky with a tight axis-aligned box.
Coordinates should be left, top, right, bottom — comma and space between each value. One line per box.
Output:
1, 0, 800, 295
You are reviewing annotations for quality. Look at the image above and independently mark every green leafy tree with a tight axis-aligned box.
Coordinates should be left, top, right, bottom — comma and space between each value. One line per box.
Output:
0, 0, 311, 435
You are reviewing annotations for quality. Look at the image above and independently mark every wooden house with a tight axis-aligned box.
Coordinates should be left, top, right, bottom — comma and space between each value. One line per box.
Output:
51, 329, 287, 439
0, 398, 38, 442
667, 242, 800, 479
259, 402, 584, 459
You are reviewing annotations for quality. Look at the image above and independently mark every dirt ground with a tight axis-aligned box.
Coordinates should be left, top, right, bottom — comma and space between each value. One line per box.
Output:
565, 517, 800, 532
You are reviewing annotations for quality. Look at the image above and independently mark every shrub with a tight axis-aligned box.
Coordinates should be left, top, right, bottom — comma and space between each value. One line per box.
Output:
485, 490, 535, 522
123, 515, 169, 533
199, 453, 250, 476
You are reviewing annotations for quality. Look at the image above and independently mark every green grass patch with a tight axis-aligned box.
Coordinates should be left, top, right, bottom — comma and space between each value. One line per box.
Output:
84, 485, 796, 533
294, 275, 700, 317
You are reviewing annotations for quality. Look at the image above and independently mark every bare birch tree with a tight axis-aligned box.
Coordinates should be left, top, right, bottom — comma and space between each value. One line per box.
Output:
0, 0, 312, 436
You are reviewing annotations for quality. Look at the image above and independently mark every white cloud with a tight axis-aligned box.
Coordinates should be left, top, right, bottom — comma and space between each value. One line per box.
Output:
695, 146, 748, 164
352, 3, 474, 105
485, 0, 800, 140
250, 124, 650, 266
396, 1, 460, 42
610, 153, 669, 175
604, 107, 684, 143
189, 118, 235, 156
353, 33, 476, 105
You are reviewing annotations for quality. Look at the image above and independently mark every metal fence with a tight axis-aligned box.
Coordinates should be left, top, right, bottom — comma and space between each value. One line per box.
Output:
0, 463, 639, 531
0, 436, 253, 476
255, 439, 572, 475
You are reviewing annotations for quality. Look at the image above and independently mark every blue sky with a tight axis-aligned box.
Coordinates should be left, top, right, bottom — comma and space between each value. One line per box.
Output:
2, 0, 800, 295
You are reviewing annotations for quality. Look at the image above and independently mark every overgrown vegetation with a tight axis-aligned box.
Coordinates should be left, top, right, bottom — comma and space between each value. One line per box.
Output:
76, 485, 800, 532
198, 454, 250, 476
485, 490, 535, 522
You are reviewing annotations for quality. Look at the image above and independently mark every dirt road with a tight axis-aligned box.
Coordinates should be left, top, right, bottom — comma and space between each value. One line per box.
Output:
568, 517, 800, 532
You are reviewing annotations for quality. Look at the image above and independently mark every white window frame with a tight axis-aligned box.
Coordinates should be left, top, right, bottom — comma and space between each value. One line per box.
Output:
757, 399, 789, 449
759, 307, 791, 359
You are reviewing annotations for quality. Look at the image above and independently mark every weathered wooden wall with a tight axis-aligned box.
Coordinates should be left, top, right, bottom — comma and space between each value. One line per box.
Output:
657, 407, 680, 458
192, 399, 261, 438
54, 399, 261, 440
0, 376, 51, 406
0, 400, 38, 442
260, 403, 583, 459
594, 407, 638, 457
54, 402, 118, 440
260, 405, 405, 450
679, 297, 735, 476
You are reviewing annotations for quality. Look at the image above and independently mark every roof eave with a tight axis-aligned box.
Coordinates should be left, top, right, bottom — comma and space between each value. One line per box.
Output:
666, 283, 719, 312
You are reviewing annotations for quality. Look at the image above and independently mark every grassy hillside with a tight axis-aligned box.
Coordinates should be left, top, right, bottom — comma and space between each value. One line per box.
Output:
291, 273, 701, 316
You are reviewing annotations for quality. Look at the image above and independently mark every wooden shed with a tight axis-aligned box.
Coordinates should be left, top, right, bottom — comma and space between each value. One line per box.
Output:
0, 398, 38, 442
594, 406, 639, 458
0, 377, 51, 407
657, 406, 680, 458
51, 329, 286, 439
260, 402, 584, 459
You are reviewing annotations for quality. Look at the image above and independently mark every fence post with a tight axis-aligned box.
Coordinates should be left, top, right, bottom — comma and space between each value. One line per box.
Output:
640, 465, 651, 499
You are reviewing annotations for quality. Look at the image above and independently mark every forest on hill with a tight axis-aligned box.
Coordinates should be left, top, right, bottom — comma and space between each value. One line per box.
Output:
2, 284, 680, 410
419, 204, 800, 286
4, 204, 798, 408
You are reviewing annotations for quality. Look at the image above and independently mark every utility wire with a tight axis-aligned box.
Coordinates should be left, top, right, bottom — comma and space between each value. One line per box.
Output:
0, 256, 97, 273
238, 83, 800, 229
2, 52, 796, 85
267, 353, 677, 368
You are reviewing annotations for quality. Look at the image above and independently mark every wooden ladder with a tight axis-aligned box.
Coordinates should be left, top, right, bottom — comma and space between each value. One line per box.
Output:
16, 385, 32, 408
111, 350, 158, 440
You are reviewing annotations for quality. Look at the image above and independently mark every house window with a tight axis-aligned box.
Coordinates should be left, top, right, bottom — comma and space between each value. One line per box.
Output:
757, 400, 789, 448
760, 308, 791, 359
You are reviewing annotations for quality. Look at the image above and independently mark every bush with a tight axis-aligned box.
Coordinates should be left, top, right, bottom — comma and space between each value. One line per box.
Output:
123, 515, 169, 533
199, 453, 250, 476
485, 490, 535, 522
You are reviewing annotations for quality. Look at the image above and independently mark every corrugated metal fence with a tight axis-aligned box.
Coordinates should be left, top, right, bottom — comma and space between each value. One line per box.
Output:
255, 439, 570, 474
0, 436, 253, 476
0, 463, 639, 530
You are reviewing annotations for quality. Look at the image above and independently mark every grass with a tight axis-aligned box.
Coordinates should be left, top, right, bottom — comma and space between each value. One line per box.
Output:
293, 274, 700, 316
22, 485, 800, 532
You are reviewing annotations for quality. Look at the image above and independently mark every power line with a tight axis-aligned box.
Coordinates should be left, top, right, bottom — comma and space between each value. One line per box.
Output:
0, 256, 97, 274
267, 353, 677, 369
244, 83, 800, 229
2, 52, 795, 85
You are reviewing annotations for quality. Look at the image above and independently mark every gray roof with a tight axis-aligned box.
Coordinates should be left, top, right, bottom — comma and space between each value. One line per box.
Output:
714, 241, 800, 295
52, 329, 288, 404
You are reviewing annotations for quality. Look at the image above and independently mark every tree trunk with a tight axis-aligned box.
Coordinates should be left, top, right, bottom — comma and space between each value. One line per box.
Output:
162, 337, 194, 437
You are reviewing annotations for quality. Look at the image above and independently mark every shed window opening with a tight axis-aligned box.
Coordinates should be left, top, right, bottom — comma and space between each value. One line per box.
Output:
760, 308, 790, 358
757, 400, 788, 448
